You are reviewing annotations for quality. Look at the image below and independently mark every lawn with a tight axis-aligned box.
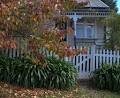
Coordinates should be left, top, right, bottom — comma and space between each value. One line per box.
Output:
0, 82, 120, 98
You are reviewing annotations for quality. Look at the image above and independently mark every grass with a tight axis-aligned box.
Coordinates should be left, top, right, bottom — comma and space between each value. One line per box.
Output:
0, 82, 120, 98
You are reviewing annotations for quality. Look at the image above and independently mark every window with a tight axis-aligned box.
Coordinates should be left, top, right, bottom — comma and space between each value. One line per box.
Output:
86, 25, 94, 38
76, 23, 95, 38
76, 24, 85, 38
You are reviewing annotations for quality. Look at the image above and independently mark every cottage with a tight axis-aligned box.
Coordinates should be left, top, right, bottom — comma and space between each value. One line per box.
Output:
65, 0, 110, 50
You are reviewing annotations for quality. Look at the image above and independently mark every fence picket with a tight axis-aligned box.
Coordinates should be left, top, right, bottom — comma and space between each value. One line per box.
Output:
103, 49, 106, 64
99, 50, 102, 68
110, 50, 113, 65
79, 54, 82, 73
106, 50, 109, 64
96, 50, 99, 69
113, 51, 116, 64
117, 51, 120, 65
87, 55, 89, 72
16, 48, 20, 57
83, 55, 86, 73
13, 48, 16, 57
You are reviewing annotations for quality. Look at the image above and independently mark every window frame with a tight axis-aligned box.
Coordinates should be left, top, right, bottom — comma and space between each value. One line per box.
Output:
76, 23, 95, 39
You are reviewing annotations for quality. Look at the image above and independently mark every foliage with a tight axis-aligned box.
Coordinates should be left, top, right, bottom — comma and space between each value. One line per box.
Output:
0, 55, 77, 89
0, 31, 16, 48
91, 64, 120, 91
46, 57, 77, 89
105, 13, 120, 50
0, 0, 86, 59
101, 0, 118, 12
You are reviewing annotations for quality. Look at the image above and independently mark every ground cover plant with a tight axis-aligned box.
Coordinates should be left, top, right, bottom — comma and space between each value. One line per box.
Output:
91, 64, 120, 92
0, 55, 77, 89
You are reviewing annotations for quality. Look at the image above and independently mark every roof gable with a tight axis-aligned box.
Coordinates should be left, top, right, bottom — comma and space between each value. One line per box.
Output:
77, 0, 109, 8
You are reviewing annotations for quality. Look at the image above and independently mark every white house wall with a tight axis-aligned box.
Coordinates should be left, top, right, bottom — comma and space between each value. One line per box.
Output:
96, 22, 105, 47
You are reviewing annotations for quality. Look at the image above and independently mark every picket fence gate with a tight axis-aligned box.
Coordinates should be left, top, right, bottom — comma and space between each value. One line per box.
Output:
63, 49, 120, 79
0, 47, 120, 79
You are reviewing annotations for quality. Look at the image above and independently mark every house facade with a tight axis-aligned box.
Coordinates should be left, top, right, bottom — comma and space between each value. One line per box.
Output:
65, 0, 110, 50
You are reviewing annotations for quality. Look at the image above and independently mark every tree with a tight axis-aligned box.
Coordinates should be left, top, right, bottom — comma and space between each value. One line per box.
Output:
101, 0, 118, 12
105, 13, 120, 50
0, 0, 87, 63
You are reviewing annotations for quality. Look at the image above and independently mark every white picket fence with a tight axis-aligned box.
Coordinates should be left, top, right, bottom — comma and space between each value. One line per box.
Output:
65, 49, 120, 79
0, 47, 120, 79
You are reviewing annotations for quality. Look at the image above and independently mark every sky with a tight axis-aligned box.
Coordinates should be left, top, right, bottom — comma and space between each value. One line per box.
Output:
117, 0, 120, 13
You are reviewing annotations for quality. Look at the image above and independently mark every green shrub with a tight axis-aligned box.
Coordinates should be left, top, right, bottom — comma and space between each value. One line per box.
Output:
91, 64, 120, 91
46, 57, 77, 89
0, 55, 77, 89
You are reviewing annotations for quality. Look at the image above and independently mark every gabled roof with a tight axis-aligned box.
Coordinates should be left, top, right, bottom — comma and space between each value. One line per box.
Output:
77, 0, 109, 8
